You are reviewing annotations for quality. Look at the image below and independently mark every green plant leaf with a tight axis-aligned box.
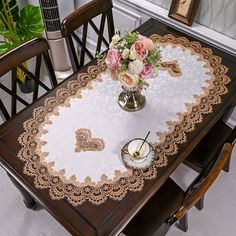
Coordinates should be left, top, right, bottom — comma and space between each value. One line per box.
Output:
0, 0, 19, 29
0, 28, 21, 44
17, 62, 27, 83
16, 5, 44, 41
0, 41, 12, 54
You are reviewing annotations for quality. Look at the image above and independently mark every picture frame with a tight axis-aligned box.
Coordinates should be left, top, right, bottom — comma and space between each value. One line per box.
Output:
168, 0, 200, 26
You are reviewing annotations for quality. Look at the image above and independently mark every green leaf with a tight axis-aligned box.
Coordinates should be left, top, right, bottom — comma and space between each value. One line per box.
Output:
0, 0, 19, 28
16, 5, 44, 41
17, 64, 27, 83
0, 28, 21, 44
123, 31, 138, 48
146, 49, 160, 67
0, 41, 12, 54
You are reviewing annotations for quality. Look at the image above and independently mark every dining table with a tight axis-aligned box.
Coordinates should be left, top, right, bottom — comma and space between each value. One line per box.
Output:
0, 18, 236, 236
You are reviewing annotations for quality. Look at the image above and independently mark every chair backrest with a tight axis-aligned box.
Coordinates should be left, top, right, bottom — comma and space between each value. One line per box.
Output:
61, 0, 115, 72
226, 123, 236, 146
0, 98, 10, 121
0, 37, 57, 121
172, 142, 232, 221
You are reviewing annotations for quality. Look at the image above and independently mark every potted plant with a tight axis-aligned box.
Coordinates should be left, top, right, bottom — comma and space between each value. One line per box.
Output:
0, 0, 44, 92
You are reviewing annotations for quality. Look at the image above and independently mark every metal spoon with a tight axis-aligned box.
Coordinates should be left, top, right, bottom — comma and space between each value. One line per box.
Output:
133, 131, 151, 158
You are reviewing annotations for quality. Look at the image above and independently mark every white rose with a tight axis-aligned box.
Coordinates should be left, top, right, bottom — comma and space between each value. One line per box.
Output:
122, 48, 129, 59
109, 42, 115, 49
129, 47, 138, 60
112, 34, 120, 44
129, 60, 144, 74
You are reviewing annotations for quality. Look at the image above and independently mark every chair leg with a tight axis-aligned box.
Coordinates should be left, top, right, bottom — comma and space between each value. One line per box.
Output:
176, 213, 188, 232
7, 173, 37, 210
223, 154, 231, 172
195, 196, 204, 210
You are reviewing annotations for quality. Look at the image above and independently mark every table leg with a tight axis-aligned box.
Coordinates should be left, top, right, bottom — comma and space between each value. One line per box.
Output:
7, 172, 37, 210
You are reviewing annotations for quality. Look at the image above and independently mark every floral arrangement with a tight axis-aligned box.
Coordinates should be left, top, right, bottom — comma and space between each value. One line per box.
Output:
104, 31, 160, 90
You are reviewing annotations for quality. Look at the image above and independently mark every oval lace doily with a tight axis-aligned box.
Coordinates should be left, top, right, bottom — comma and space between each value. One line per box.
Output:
18, 35, 230, 206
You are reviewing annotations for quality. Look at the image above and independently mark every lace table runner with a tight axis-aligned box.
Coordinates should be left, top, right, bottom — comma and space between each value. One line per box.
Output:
18, 35, 230, 205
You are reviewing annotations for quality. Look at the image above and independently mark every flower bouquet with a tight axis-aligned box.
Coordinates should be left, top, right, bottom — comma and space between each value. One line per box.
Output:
104, 31, 160, 111
105, 31, 160, 90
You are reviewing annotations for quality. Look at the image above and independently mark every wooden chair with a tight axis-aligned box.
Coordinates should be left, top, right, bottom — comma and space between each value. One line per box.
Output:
61, 0, 115, 72
184, 119, 236, 174
182, 107, 236, 209
0, 98, 10, 121
0, 37, 57, 121
0, 37, 57, 209
123, 143, 232, 236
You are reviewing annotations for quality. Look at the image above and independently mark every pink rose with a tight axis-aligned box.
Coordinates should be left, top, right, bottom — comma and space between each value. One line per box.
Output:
140, 64, 153, 79
138, 35, 146, 41
105, 49, 121, 70
131, 42, 148, 60
137, 35, 155, 50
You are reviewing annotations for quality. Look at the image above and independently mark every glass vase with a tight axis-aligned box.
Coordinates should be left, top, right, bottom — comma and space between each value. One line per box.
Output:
118, 86, 146, 112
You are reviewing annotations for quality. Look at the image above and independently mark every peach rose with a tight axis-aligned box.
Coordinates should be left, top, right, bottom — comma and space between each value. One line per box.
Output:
119, 72, 139, 88
105, 49, 121, 70
137, 35, 155, 50
110, 69, 119, 80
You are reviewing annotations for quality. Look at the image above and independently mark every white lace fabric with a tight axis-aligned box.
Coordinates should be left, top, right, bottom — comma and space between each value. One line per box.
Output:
18, 35, 230, 205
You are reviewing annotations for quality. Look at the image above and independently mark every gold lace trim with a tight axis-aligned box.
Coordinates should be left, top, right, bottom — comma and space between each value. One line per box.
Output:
159, 60, 182, 77
75, 129, 105, 153
18, 35, 230, 206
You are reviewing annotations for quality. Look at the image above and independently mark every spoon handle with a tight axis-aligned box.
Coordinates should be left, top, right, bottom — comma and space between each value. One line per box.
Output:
139, 131, 150, 151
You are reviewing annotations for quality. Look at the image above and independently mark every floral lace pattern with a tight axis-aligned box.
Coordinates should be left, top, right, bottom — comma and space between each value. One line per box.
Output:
18, 35, 230, 206
159, 60, 182, 77
75, 129, 105, 153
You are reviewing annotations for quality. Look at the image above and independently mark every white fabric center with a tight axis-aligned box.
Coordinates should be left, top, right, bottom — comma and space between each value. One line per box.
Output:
40, 45, 210, 183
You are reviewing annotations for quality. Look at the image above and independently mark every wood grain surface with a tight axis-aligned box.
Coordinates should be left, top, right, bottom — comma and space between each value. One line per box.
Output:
0, 19, 236, 236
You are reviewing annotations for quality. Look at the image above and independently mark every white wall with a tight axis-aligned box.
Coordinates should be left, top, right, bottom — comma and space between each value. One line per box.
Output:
147, 0, 236, 40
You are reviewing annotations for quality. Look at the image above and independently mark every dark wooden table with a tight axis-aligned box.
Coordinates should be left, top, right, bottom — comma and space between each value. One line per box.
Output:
0, 18, 236, 236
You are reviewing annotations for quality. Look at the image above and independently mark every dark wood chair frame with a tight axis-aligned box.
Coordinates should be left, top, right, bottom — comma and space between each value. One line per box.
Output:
172, 143, 232, 230
61, 0, 115, 72
0, 98, 10, 121
0, 37, 57, 120
0, 37, 57, 209
182, 102, 236, 210
124, 143, 232, 235
185, 101, 236, 171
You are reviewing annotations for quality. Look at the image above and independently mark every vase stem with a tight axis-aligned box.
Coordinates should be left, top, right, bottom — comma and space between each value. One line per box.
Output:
118, 87, 145, 112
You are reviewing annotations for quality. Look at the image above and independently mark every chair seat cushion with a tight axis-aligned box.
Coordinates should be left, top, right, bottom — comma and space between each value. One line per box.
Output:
184, 120, 232, 172
124, 178, 184, 236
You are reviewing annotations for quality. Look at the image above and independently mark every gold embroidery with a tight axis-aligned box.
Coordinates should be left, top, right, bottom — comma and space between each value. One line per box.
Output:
159, 60, 182, 77
75, 129, 105, 153
17, 35, 230, 206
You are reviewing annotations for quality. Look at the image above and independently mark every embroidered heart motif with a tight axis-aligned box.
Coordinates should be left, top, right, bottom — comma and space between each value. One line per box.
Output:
159, 60, 182, 77
75, 129, 105, 153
